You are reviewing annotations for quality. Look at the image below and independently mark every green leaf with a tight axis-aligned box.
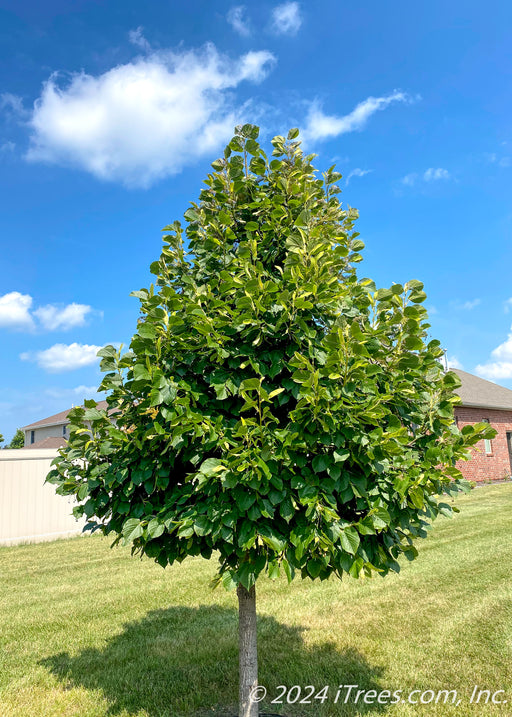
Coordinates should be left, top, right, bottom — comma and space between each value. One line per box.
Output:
312, 454, 329, 473
409, 486, 424, 509
133, 364, 150, 381
438, 502, 454, 518
340, 527, 360, 555
122, 518, 143, 543
282, 558, 294, 583
307, 559, 323, 578
333, 450, 350, 463
404, 336, 423, 351
260, 529, 286, 552
410, 290, 427, 303
245, 139, 260, 155
147, 518, 165, 539
193, 515, 211, 537
371, 507, 390, 529
238, 520, 256, 548
83, 408, 104, 421
236, 491, 256, 512
279, 497, 295, 522
250, 157, 266, 175
177, 524, 194, 538
199, 458, 225, 477
240, 378, 261, 391
268, 561, 280, 579
184, 208, 200, 222
138, 323, 157, 339
222, 570, 238, 591
268, 387, 285, 399
241, 123, 259, 139
97, 345, 117, 359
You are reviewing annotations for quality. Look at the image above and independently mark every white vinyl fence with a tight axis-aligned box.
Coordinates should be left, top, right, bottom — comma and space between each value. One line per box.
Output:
0, 449, 85, 546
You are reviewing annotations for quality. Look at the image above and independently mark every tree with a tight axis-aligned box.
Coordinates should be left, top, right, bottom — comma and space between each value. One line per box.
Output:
48, 125, 492, 717
0, 433, 3, 446
7, 429, 25, 449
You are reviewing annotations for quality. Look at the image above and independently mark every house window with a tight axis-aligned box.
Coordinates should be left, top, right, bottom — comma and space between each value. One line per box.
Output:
482, 419, 492, 455
62, 425, 67, 437
30, 430, 35, 444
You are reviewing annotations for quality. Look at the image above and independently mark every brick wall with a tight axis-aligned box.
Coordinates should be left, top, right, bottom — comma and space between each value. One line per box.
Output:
454, 406, 512, 482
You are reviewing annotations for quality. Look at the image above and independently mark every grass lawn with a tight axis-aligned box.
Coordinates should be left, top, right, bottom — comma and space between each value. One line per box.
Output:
0, 483, 511, 717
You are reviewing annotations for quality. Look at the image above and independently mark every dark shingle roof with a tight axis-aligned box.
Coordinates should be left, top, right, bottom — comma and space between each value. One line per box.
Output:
21, 400, 108, 430
452, 369, 512, 411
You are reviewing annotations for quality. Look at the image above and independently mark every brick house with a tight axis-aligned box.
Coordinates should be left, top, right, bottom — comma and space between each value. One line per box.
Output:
452, 369, 512, 482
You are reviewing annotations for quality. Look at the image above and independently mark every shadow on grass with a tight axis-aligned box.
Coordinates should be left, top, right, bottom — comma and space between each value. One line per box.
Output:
42, 605, 388, 717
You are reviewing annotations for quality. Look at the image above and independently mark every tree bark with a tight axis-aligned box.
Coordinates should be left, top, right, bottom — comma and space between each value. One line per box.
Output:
237, 583, 259, 717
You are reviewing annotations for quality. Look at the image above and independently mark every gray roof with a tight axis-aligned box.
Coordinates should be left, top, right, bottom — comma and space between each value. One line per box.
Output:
23, 436, 67, 450
22, 400, 108, 430
451, 369, 512, 411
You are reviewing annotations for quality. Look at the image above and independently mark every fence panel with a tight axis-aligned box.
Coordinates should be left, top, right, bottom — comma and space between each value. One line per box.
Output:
0, 449, 85, 546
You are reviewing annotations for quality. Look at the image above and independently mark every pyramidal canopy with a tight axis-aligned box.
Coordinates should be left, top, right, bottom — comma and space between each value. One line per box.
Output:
48, 123, 491, 588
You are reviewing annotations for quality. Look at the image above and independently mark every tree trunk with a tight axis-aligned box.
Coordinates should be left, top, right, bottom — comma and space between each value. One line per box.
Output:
237, 584, 259, 717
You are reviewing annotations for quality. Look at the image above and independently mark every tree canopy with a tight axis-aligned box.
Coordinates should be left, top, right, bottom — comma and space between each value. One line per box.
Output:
6, 429, 25, 449
48, 124, 491, 591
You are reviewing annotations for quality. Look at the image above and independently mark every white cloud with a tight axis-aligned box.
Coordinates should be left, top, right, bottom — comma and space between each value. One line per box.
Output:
475, 362, 512, 380
484, 152, 511, 168
487, 333, 512, 362
475, 328, 512, 380
402, 167, 451, 186
401, 172, 417, 186
271, 2, 302, 35
345, 168, 372, 185
33, 303, 92, 331
423, 167, 450, 181
0, 92, 27, 117
460, 298, 480, 310
21, 343, 103, 373
0, 292, 35, 330
44, 384, 104, 400
128, 26, 152, 53
25, 44, 276, 188
447, 356, 464, 370
504, 298, 512, 313
0, 292, 95, 332
0, 141, 15, 153
302, 91, 410, 143
227, 6, 251, 36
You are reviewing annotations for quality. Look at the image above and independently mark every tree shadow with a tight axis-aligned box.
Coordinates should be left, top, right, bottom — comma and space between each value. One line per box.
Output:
41, 605, 390, 717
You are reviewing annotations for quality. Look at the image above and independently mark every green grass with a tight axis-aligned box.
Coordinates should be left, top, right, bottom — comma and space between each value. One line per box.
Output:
1, 484, 511, 717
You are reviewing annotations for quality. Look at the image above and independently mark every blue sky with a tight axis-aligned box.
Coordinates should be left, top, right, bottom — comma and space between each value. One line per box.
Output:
1, 0, 512, 442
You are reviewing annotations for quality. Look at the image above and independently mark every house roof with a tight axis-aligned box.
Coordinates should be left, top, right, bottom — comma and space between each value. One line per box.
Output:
21, 400, 109, 431
23, 436, 68, 449
452, 369, 512, 411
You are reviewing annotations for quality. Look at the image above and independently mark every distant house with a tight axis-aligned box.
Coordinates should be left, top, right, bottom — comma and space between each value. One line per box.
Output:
21, 401, 108, 449
452, 369, 512, 482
